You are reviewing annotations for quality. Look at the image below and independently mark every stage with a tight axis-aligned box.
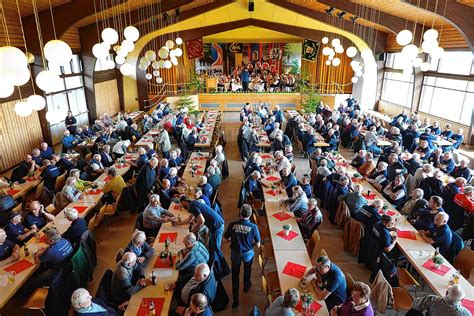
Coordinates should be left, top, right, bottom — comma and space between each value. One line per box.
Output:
165, 93, 345, 111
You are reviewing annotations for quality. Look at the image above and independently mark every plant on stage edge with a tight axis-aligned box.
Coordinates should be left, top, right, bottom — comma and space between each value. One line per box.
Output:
301, 85, 321, 114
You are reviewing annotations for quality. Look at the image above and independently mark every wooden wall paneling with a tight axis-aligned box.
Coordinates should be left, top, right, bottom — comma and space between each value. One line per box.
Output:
59, 27, 81, 52
94, 80, 120, 118
0, 100, 43, 172
315, 50, 353, 94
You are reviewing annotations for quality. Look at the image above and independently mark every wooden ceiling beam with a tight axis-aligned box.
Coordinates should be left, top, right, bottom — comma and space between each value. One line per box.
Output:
318, 0, 416, 34
22, 0, 190, 55
268, 0, 386, 53
404, 0, 473, 49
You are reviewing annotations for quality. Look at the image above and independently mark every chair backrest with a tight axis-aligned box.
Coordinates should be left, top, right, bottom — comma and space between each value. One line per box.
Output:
96, 204, 107, 227
35, 181, 44, 200
45, 204, 55, 213
88, 214, 98, 231
308, 230, 320, 259
54, 173, 66, 192
453, 247, 474, 279
450, 231, 464, 262
345, 272, 356, 294
371, 269, 393, 314
95, 269, 114, 302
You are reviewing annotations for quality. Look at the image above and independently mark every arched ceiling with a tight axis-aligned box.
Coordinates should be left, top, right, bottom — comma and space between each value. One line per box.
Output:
202, 26, 302, 43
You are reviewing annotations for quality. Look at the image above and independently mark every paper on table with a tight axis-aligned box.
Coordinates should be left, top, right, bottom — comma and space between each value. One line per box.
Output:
0, 275, 8, 286
153, 268, 173, 278
408, 250, 433, 259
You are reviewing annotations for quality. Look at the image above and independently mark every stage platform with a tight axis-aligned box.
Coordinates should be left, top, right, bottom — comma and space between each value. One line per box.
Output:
166, 93, 344, 111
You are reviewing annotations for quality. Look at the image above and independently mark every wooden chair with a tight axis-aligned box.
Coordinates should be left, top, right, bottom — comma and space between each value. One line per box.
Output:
371, 270, 413, 314
453, 247, 474, 279
45, 204, 55, 213
307, 230, 320, 260
397, 267, 420, 297
22, 287, 48, 315
35, 181, 44, 200
54, 173, 66, 192
87, 214, 100, 242
100, 191, 124, 226
259, 243, 275, 275
261, 271, 281, 300
12, 203, 22, 213
345, 272, 356, 293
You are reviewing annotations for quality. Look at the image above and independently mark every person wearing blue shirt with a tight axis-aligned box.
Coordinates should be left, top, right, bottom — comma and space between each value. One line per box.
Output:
132, 148, 148, 173
207, 166, 221, 192
134, 158, 159, 211
371, 215, 398, 256
99, 145, 114, 168
355, 200, 383, 231
386, 154, 406, 182
412, 196, 444, 231
304, 256, 347, 310
31, 148, 43, 166
24, 201, 55, 230
23, 228, 73, 296
273, 105, 284, 124
51, 154, 75, 174
198, 176, 213, 199
299, 174, 312, 199
419, 128, 437, 150
195, 188, 211, 207
39, 159, 61, 191
245, 170, 264, 201
158, 179, 173, 209
447, 128, 464, 150
420, 212, 452, 259
402, 125, 420, 153
185, 293, 213, 316
5, 212, 37, 246
158, 159, 170, 181
123, 230, 154, 268
264, 118, 276, 136
0, 229, 20, 267
178, 197, 229, 278
40, 142, 54, 160
71, 288, 118, 316
439, 152, 455, 174
281, 167, 297, 197
240, 68, 250, 92
62, 208, 88, 247
415, 140, 432, 159
451, 159, 472, 182
440, 125, 453, 139
224, 204, 261, 308
186, 129, 199, 151
429, 123, 441, 135
165, 167, 180, 189
325, 129, 338, 152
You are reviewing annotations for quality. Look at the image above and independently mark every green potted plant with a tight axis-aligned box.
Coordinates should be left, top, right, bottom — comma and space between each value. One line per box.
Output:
300, 85, 321, 114
282, 224, 292, 236
176, 95, 199, 120
301, 292, 314, 310
432, 254, 444, 269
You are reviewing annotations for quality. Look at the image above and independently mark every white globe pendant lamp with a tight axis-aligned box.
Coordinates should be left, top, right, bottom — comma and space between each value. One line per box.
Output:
14, 101, 32, 117
145, 73, 152, 80
325, 60, 331, 65
401, 44, 418, 60
36, 70, 61, 93
116, 47, 128, 58
12, 68, 31, 86
355, 70, 363, 77
360, 48, 373, 59
322, 47, 331, 56
332, 57, 341, 66
92, 42, 109, 59
27, 95, 46, 111
156, 77, 163, 84
45, 109, 64, 124
0, 46, 27, 71
106, 60, 115, 69
412, 57, 423, 68
171, 57, 178, 66
120, 63, 134, 76
174, 48, 183, 57
423, 29, 439, 41
322, 37, 329, 44
0, 79, 14, 98
351, 76, 359, 83
158, 60, 166, 68
158, 47, 169, 59
152, 61, 160, 69
164, 60, 172, 69
421, 39, 438, 54
331, 38, 340, 47
335, 45, 344, 54
44, 40, 73, 66
145, 50, 156, 61
121, 40, 135, 53
124, 26, 140, 42
396, 30, 413, 46
176, 37, 183, 45
346, 46, 357, 58
101, 28, 119, 45
138, 62, 148, 71
430, 46, 444, 59
420, 62, 431, 72
165, 40, 174, 49
328, 55, 334, 61
115, 55, 125, 65
153, 70, 160, 77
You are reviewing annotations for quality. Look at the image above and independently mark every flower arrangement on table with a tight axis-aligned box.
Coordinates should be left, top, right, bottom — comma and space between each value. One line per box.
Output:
282, 224, 292, 236
301, 292, 314, 309
432, 254, 444, 268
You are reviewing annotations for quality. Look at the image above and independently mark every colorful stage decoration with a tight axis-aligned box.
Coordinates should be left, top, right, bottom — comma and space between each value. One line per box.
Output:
186, 38, 205, 60
195, 42, 301, 76
302, 39, 320, 62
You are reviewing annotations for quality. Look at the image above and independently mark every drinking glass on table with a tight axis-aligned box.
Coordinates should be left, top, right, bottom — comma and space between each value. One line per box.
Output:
7, 271, 15, 283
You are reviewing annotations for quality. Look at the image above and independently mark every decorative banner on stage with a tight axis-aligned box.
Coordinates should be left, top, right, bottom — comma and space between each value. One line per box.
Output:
186, 38, 204, 59
302, 38, 320, 61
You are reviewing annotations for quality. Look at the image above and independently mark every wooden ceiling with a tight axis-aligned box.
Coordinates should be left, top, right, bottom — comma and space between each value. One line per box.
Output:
0, 0, 472, 52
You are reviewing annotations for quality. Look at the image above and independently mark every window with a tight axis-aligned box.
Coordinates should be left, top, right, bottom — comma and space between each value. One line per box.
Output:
381, 71, 414, 108
419, 76, 473, 125
384, 53, 408, 70
46, 54, 87, 118
94, 54, 114, 71
436, 51, 473, 75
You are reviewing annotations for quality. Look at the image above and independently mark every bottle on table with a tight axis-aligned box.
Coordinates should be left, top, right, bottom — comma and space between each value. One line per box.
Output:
149, 301, 155, 315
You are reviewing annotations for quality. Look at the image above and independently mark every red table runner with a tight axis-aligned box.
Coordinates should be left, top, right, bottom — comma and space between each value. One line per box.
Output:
136, 298, 165, 316
282, 261, 306, 278
276, 230, 299, 241
158, 232, 178, 243
4, 259, 34, 274
397, 230, 417, 240
273, 212, 292, 221
422, 259, 451, 276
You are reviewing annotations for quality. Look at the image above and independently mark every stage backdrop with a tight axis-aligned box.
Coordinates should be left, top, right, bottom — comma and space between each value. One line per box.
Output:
195, 42, 302, 75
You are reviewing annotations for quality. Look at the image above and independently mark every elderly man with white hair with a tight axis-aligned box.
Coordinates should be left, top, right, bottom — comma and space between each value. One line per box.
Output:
410, 284, 470, 315
198, 175, 213, 199
156, 125, 171, 158
109, 252, 151, 305
165, 167, 180, 190
273, 150, 291, 172
62, 207, 88, 246
87, 154, 105, 179
71, 288, 117, 315
61, 177, 83, 203
142, 194, 175, 231
0, 228, 20, 267
175, 232, 209, 275
338, 184, 368, 217
284, 186, 309, 218
122, 230, 154, 267
213, 145, 225, 165
419, 212, 453, 258
451, 158, 472, 182
206, 166, 221, 193
171, 263, 217, 315
399, 188, 428, 218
